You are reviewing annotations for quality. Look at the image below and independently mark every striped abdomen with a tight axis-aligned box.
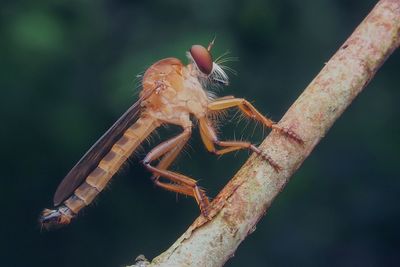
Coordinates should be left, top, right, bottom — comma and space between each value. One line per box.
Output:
40, 116, 158, 228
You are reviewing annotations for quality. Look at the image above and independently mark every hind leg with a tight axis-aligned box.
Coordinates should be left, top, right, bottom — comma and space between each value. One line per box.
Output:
143, 127, 210, 217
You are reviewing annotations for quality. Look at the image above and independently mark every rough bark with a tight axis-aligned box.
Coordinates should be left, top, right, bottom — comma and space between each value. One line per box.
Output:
129, 0, 400, 266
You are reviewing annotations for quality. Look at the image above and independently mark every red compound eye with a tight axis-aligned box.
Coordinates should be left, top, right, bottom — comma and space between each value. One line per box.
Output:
190, 45, 213, 75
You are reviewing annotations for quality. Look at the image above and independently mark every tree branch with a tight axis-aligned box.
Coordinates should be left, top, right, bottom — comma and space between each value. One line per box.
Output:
130, 1, 400, 266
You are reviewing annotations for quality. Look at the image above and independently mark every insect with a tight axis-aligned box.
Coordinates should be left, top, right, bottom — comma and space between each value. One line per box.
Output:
40, 40, 302, 229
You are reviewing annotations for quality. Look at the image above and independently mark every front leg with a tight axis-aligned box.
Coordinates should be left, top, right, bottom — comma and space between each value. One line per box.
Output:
208, 98, 303, 144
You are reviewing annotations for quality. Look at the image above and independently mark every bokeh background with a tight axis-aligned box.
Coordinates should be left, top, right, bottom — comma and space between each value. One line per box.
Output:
1, 0, 400, 266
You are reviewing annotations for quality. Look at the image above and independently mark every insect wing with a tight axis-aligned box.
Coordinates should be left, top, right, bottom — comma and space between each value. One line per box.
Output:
53, 99, 143, 206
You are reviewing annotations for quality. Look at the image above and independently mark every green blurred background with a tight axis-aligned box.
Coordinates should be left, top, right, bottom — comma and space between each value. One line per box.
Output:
1, 0, 400, 266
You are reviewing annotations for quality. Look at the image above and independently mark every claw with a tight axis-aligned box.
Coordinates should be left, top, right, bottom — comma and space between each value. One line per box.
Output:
260, 152, 282, 172
200, 192, 212, 219
201, 207, 212, 220
272, 125, 304, 145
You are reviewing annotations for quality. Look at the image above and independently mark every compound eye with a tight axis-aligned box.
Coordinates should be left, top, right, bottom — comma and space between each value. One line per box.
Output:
190, 45, 213, 75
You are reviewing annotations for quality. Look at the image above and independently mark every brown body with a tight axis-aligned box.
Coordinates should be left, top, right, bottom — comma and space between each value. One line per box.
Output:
55, 116, 157, 223
40, 45, 302, 229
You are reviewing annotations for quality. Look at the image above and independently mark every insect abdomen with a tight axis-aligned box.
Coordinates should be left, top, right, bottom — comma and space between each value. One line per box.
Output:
62, 116, 158, 215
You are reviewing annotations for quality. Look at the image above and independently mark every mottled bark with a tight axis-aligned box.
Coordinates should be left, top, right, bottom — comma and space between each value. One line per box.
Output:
129, 1, 400, 266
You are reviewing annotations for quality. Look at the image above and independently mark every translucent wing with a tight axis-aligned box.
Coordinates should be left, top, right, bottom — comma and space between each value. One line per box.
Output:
53, 98, 143, 206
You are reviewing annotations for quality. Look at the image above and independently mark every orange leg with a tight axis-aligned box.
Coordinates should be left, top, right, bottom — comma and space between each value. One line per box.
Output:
213, 95, 235, 101
199, 117, 282, 171
143, 127, 210, 217
208, 98, 303, 144
150, 130, 189, 181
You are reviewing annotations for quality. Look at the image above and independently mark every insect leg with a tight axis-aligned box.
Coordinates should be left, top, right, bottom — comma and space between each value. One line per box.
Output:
208, 98, 303, 144
212, 95, 235, 101
143, 127, 210, 217
199, 117, 281, 171
150, 131, 189, 181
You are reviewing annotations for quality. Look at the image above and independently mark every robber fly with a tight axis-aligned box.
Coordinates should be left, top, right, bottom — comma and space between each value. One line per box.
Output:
40, 40, 302, 229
